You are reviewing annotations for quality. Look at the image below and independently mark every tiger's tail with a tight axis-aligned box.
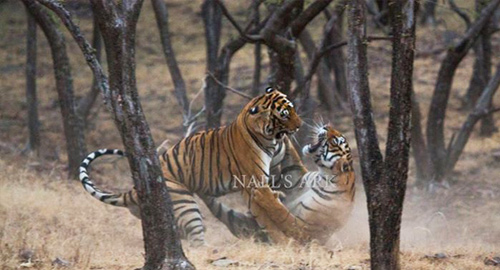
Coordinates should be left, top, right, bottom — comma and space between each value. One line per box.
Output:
79, 149, 140, 217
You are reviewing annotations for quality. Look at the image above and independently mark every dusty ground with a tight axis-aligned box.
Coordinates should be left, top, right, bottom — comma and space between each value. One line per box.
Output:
1, 0, 500, 269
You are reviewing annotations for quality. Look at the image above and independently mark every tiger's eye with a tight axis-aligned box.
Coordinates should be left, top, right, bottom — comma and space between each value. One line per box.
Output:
281, 109, 289, 117
250, 106, 259, 114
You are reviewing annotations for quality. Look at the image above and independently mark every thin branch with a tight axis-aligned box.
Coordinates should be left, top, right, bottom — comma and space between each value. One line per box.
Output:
35, 0, 111, 108
215, 0, 263, 42
292, 35, 392, 99
321, 35, 392, 56
290, 0, 333, 37
415, 46, 447, 58
449, 0, 471, 29
207, 71, 252, 100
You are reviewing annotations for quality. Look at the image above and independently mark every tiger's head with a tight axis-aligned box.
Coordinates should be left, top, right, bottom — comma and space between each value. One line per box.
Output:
241, 87, 301, 140
302, 125, 352, 173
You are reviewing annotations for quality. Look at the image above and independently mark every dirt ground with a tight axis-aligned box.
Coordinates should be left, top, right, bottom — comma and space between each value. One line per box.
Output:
1, 1, 499, 269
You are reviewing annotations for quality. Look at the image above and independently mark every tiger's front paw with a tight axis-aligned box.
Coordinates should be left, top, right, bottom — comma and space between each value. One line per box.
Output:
252, 186, 282, 209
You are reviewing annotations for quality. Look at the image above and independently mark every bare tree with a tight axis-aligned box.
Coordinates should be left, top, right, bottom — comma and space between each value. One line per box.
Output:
347, 0, 416, 269
447, 64, 500, 173
23, 0, 87, 178
32, 0, 195, 269
152, 0, 190, 122
426, 0, 500, 182
23, 8, 40, 155
461, 0, 496, 136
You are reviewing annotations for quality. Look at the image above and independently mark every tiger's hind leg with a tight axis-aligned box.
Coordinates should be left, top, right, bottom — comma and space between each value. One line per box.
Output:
166, 180, 206, 247
201, 195, 270, 242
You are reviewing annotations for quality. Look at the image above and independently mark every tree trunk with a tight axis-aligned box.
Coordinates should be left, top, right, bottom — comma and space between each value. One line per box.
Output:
89, 1, 195, 268
373, 1, 416, 268
251, 0, 261, 96
261, 0, 304, 94
202, 0, 223, 128
463, 0, 496, 136
426, 0, 500, 181
33, 0, 195, 268
152, 0, 190, 122
299, 30, 339, 111
446, 64, 500, 176
24, 8, 40, 155
326, 2, 348, 101
477, 0, 496, 136
420, 0, 437, 25
410, 90, 432, 186
347, 0, 416, 269
24, 0, 87, 178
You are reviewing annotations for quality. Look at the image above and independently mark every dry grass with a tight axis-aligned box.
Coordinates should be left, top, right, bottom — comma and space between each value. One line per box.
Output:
1, 0, 500, 269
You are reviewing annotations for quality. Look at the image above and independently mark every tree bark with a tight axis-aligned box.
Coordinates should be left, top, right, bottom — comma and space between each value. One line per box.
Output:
374, 1, 416, 268
91, 1, 194, 268
426, 0, 500, 181
24, 8, 40, 155
33, 0, 195, 268
23, 0, 87, 178
347, 0, 416, 269
202, 0, 223, 128
152, 0, 190, 122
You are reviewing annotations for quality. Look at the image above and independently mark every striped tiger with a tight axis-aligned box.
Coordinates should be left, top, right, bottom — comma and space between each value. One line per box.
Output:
202, 125, 356, 244
79, 88, 302, 246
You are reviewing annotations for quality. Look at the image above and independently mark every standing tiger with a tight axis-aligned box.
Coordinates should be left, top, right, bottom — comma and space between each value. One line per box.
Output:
202, 125, 356, 244
79, 88, 303, 246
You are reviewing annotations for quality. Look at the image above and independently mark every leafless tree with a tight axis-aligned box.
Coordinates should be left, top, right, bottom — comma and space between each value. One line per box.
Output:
425, 0, 500, 183
23, 0, 87, 178
347, 0, 416, 269
152, 0, 190, 122
30, 0, 195, 269
23, 9, 40, 155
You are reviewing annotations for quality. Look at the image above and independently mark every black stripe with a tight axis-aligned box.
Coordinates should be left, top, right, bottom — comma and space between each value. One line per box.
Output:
172, 199, 197, 205
177, 208, 201, 219
197, 132, 206, 192
300, 202, 318, 212
167, 188, 193, 196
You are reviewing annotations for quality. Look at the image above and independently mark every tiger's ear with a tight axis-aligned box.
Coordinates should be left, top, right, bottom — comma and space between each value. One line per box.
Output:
265, 87, 275, 94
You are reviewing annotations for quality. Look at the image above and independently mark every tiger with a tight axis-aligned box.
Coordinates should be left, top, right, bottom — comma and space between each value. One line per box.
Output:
78, 88, 303, 246
202, 125, 355, 244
